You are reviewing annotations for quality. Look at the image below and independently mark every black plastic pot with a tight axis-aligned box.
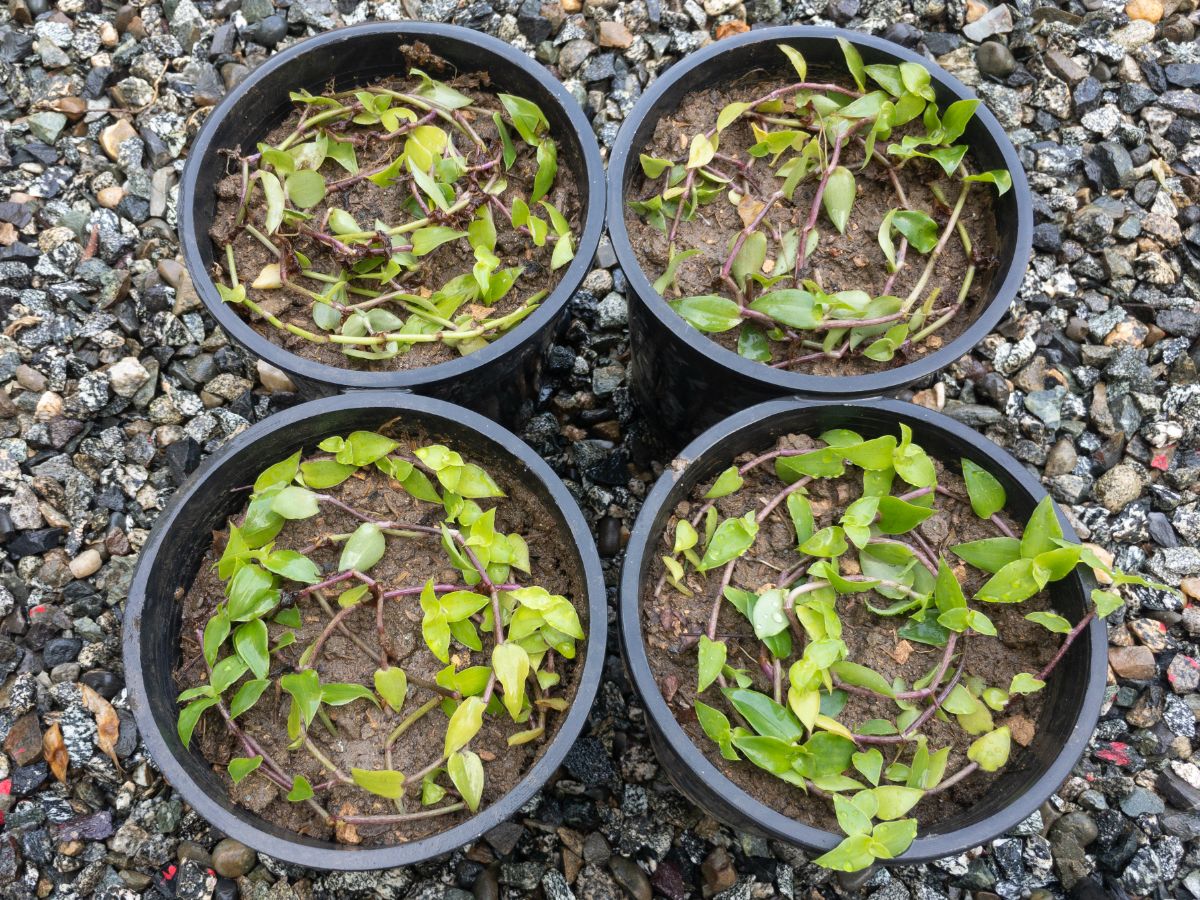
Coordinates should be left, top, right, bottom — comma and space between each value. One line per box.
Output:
619, 398, 1105, 863
123, 392, 606, 870
607, 27, 1033, 451
179, 23, 606, 428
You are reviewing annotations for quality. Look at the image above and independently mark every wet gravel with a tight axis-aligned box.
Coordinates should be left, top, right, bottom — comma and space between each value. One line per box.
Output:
1, 0, 1200, 898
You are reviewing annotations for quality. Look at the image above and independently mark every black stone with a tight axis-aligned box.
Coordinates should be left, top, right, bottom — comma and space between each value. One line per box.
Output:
164, 438, 203, 485
1165, 63, 1200, 89
516, 0, 552, 44
7, 528, 63, 559
42, 637, 81, 667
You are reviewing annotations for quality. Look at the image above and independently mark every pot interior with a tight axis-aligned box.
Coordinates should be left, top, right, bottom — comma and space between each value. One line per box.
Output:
633, 403, 1099, 845
134, 403, 592, 858
188, 26, 593, 301
616, 31, 1023, 322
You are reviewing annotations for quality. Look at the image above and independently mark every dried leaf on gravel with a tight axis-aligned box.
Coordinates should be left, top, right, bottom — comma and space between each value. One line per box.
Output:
81, 684, 123, 771
43, 723, 69, 782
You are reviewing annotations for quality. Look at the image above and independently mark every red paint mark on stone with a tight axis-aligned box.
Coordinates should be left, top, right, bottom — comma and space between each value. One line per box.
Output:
1096, 742, 1132, 766
0, 779, 10, 795
31, 605, 46, 615
163, 865, 177, 881
1152, 453, 1169, 471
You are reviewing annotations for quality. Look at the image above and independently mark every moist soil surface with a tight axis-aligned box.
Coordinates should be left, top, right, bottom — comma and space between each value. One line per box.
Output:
627, 70, 1001, 377
210, 44, 581, 373
175, 432, 586, 846
642, 433, 1055, 834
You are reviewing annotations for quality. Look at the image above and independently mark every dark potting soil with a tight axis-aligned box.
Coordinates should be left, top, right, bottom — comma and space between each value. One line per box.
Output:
642, 433, 1055, 834
626, 72, 1001, 377
174, 433, 587, 846
209, 44, 581, 373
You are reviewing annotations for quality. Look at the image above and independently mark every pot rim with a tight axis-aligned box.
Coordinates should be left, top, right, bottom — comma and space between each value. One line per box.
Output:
123, 391, 608, 870
618, 397, 1107, 862
179, 22, 606, 390
606, 25, 1033, 399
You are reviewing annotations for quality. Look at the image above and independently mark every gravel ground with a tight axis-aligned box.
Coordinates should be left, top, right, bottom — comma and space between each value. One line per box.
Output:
1, 0, 1199, 898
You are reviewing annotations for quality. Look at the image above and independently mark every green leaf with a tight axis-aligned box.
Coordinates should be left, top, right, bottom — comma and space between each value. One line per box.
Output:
374, 667, 408, 710
337, 431, 398, 465
1092, 588, 1124, 618
322, 682, 378, 707
234, 619, 269, 680
934, 558, 966, 614
749, 289, 817, 329
962, 460, 1006, 519
286, 169, 326, 209
892, 441, 936, 488
492, 643, 530, 720
263, 549, 321, 584
779, 44, 807, 81
872, 819, 917, 857
287, 775, 313, 802
963, 169, 1012, 196
822, 166, 856, 234
639, 153, 672, 177
876, 496, 934, 534
261, 171, 284, 235
1021, 496, 1064, 559
940, 99, 978, 143
953, 537, 1021, 574
724, 688, 803, 741
731, 733, 803, 778
531, 139, 557, 203
270, 485, 319, 520
787, 494, 815, 546
498, 93, 549, 144
254, 451, 301, 492
737, 325, 772, 362
831, 661, 893, 697
1034, 546, 1081, 583
203, 611, 230, 667
834, 793, 872, 836
705, 466, 743, 499
228, 756, 262, 784
653, 248, 701, 296
687, 132, 716, 169
1010, 673, 1045, 694
230, 679, 270, 719
1025, 610, 1072, 634
177, 697, 219, 748
814, 833, 874, 872
697, 513, 758, 572
280, 668, 322, 731
837, 37, 867, 92
211, 655, 249, 694
448, 750, 484, 811
839, 435, 897, 470
494, 112, 516, 169
412, 226, 466, 256
751, 589, 789, 640
731, 231, 767, 290
891, 210, 938, 254
674, 520, 698, 554
445, 696, 486, 756
339, 522, 385, 573
977, 557, 1042, 604
351, 767, 405, 799
967, 726, 1011, 771
695, 700, 738, 760
800, 526, 848, 558
670, 295, 743, 333
878, 208, 897, 269
697, 636, 727, 693
853, 748, 883, 786
870, 785, 923, 820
